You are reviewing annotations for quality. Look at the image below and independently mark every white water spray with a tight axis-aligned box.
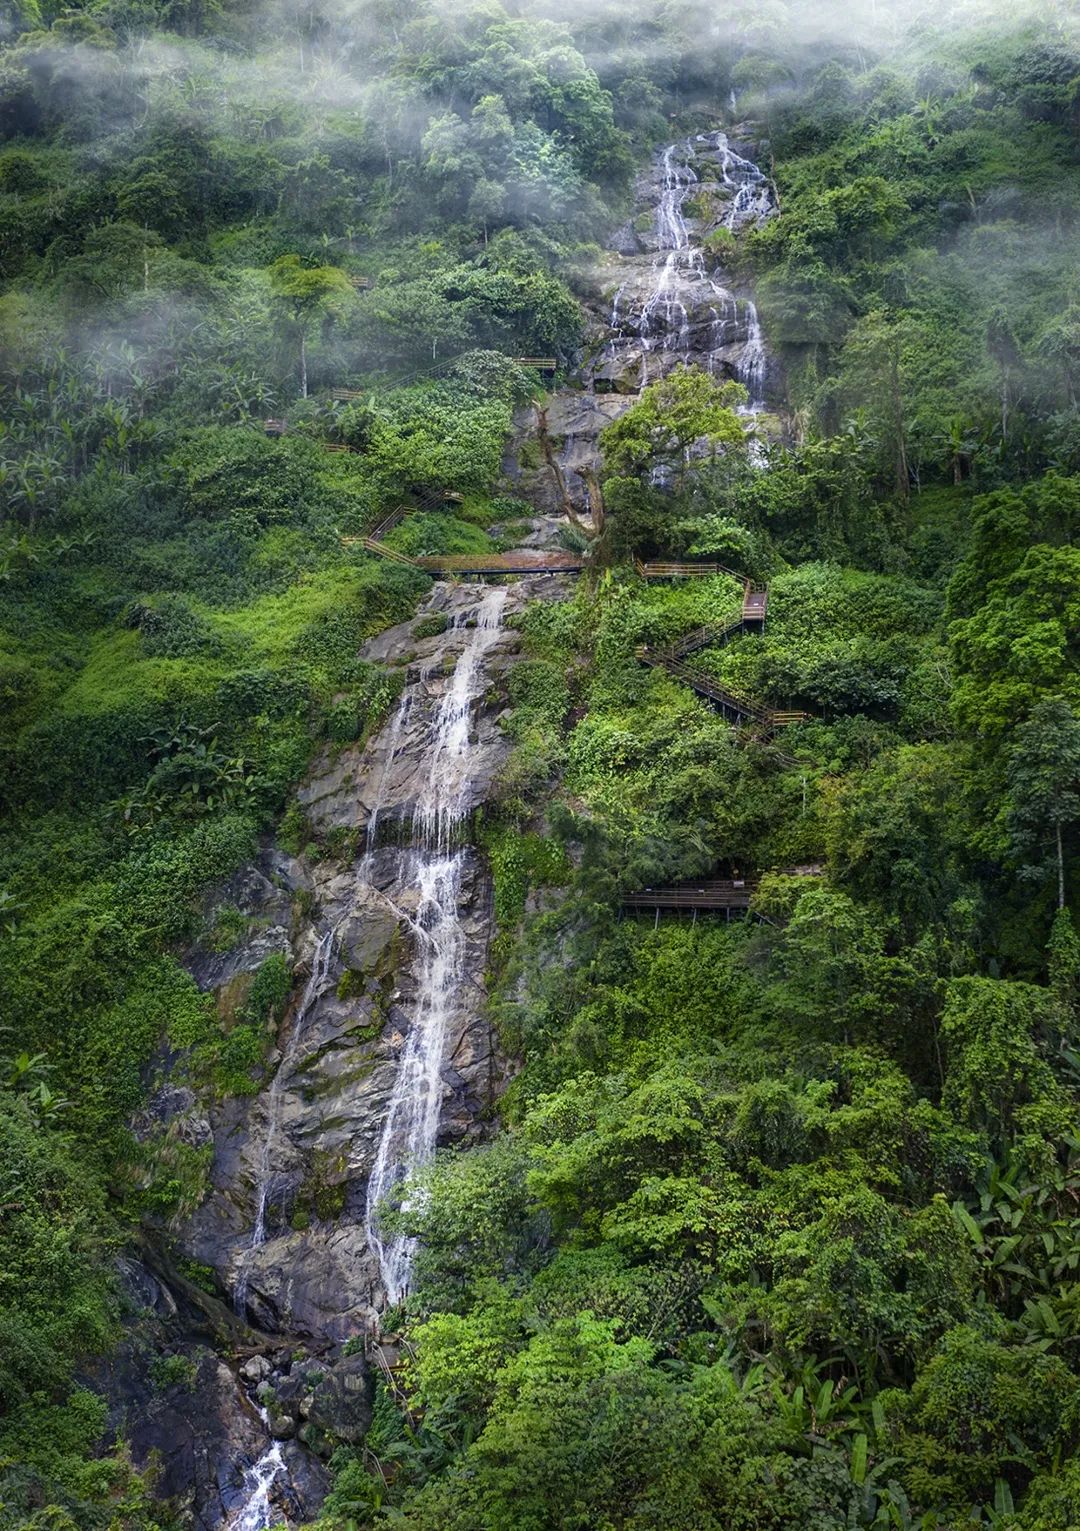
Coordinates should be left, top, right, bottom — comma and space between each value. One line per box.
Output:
605, 131, 777, 405
227, 1410, 286, 1531
364, 586, 509, 1304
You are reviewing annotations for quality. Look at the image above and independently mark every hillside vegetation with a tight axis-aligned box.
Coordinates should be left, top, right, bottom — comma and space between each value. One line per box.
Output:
2, 0, 1080, 1527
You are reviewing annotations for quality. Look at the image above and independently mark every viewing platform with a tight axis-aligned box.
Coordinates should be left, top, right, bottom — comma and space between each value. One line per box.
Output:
621, 864, 823, 914
635, 557, 744, 581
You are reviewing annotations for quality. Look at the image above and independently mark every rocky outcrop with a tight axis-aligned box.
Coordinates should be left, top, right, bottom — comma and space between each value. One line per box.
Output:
180, 582, 567, 1343
180, 838, 500, 1340
93, 1258, 329, 1531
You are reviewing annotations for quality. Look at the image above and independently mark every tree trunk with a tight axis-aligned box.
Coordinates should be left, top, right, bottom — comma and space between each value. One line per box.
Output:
535, 405, 585, 530
579, 467, 605, 533
889, 343, 908, 501
300, 332, 307, 399
1058, 821, 1066, 911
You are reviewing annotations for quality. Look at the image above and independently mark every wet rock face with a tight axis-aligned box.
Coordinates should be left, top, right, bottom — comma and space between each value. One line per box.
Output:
121, 575, 570, 1528
583, 132, 777, 401
184, 847, 507, 1341
299, 579, 538, 836
505, 130, 780, 515
93, 1258, 330, 1531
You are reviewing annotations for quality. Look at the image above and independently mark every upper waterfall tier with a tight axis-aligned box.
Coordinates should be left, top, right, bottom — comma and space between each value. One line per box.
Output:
588, 131, 777, 400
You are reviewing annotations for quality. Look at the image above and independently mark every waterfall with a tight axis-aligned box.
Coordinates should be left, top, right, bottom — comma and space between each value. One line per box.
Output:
364, 585, 509, 1305
738, 299, 767, 407
227, 1412, 286, 1531
603, 131, 776, 406
233, 925, 339, 1317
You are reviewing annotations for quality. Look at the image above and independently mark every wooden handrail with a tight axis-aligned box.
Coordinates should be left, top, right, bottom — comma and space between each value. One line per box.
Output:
636, 646, 809, 731
635, 557, 746, 583
361, 538, 420, 567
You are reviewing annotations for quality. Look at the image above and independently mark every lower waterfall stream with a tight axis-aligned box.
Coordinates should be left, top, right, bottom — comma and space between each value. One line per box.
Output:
364, 584, 509, 1303
227, 585, 510, 1528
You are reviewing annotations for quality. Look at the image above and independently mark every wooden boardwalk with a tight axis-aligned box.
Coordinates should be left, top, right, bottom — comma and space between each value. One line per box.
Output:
349, 535, 584, 576
743, 585, 768, 623
416, 551, 584, 575
621, 865, 823, 914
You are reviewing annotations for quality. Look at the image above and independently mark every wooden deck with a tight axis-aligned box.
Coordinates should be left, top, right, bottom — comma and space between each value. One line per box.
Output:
621, 864, 823, 913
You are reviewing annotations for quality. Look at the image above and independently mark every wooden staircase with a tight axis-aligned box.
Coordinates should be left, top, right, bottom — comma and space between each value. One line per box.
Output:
634, 555, 810, 730
634, 646, 809, 732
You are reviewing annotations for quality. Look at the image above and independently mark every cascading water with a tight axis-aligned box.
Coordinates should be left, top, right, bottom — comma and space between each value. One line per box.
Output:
226, 588, 510, 1526
364, 585, 509, 1305
603, 131, 776, 404
233, 924, 339, 1318
228, 1418, 286, 1531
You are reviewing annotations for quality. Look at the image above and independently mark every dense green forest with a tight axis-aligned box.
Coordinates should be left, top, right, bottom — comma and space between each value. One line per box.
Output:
2, 0, 1080, 1525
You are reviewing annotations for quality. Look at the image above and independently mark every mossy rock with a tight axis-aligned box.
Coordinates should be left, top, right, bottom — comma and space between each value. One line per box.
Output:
336, 967, 370, 1002
292, 1151, 349, 1227
313, 1181, 347, 1220
215, 969, 255, 1027
413, 613, 449, 640
347, 1017, 385, 1045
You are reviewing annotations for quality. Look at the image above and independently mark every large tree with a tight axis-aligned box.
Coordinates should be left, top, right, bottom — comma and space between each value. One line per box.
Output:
267, 254, 353, 399
1006, 698, 1080, 911
600, 367, 749, 488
